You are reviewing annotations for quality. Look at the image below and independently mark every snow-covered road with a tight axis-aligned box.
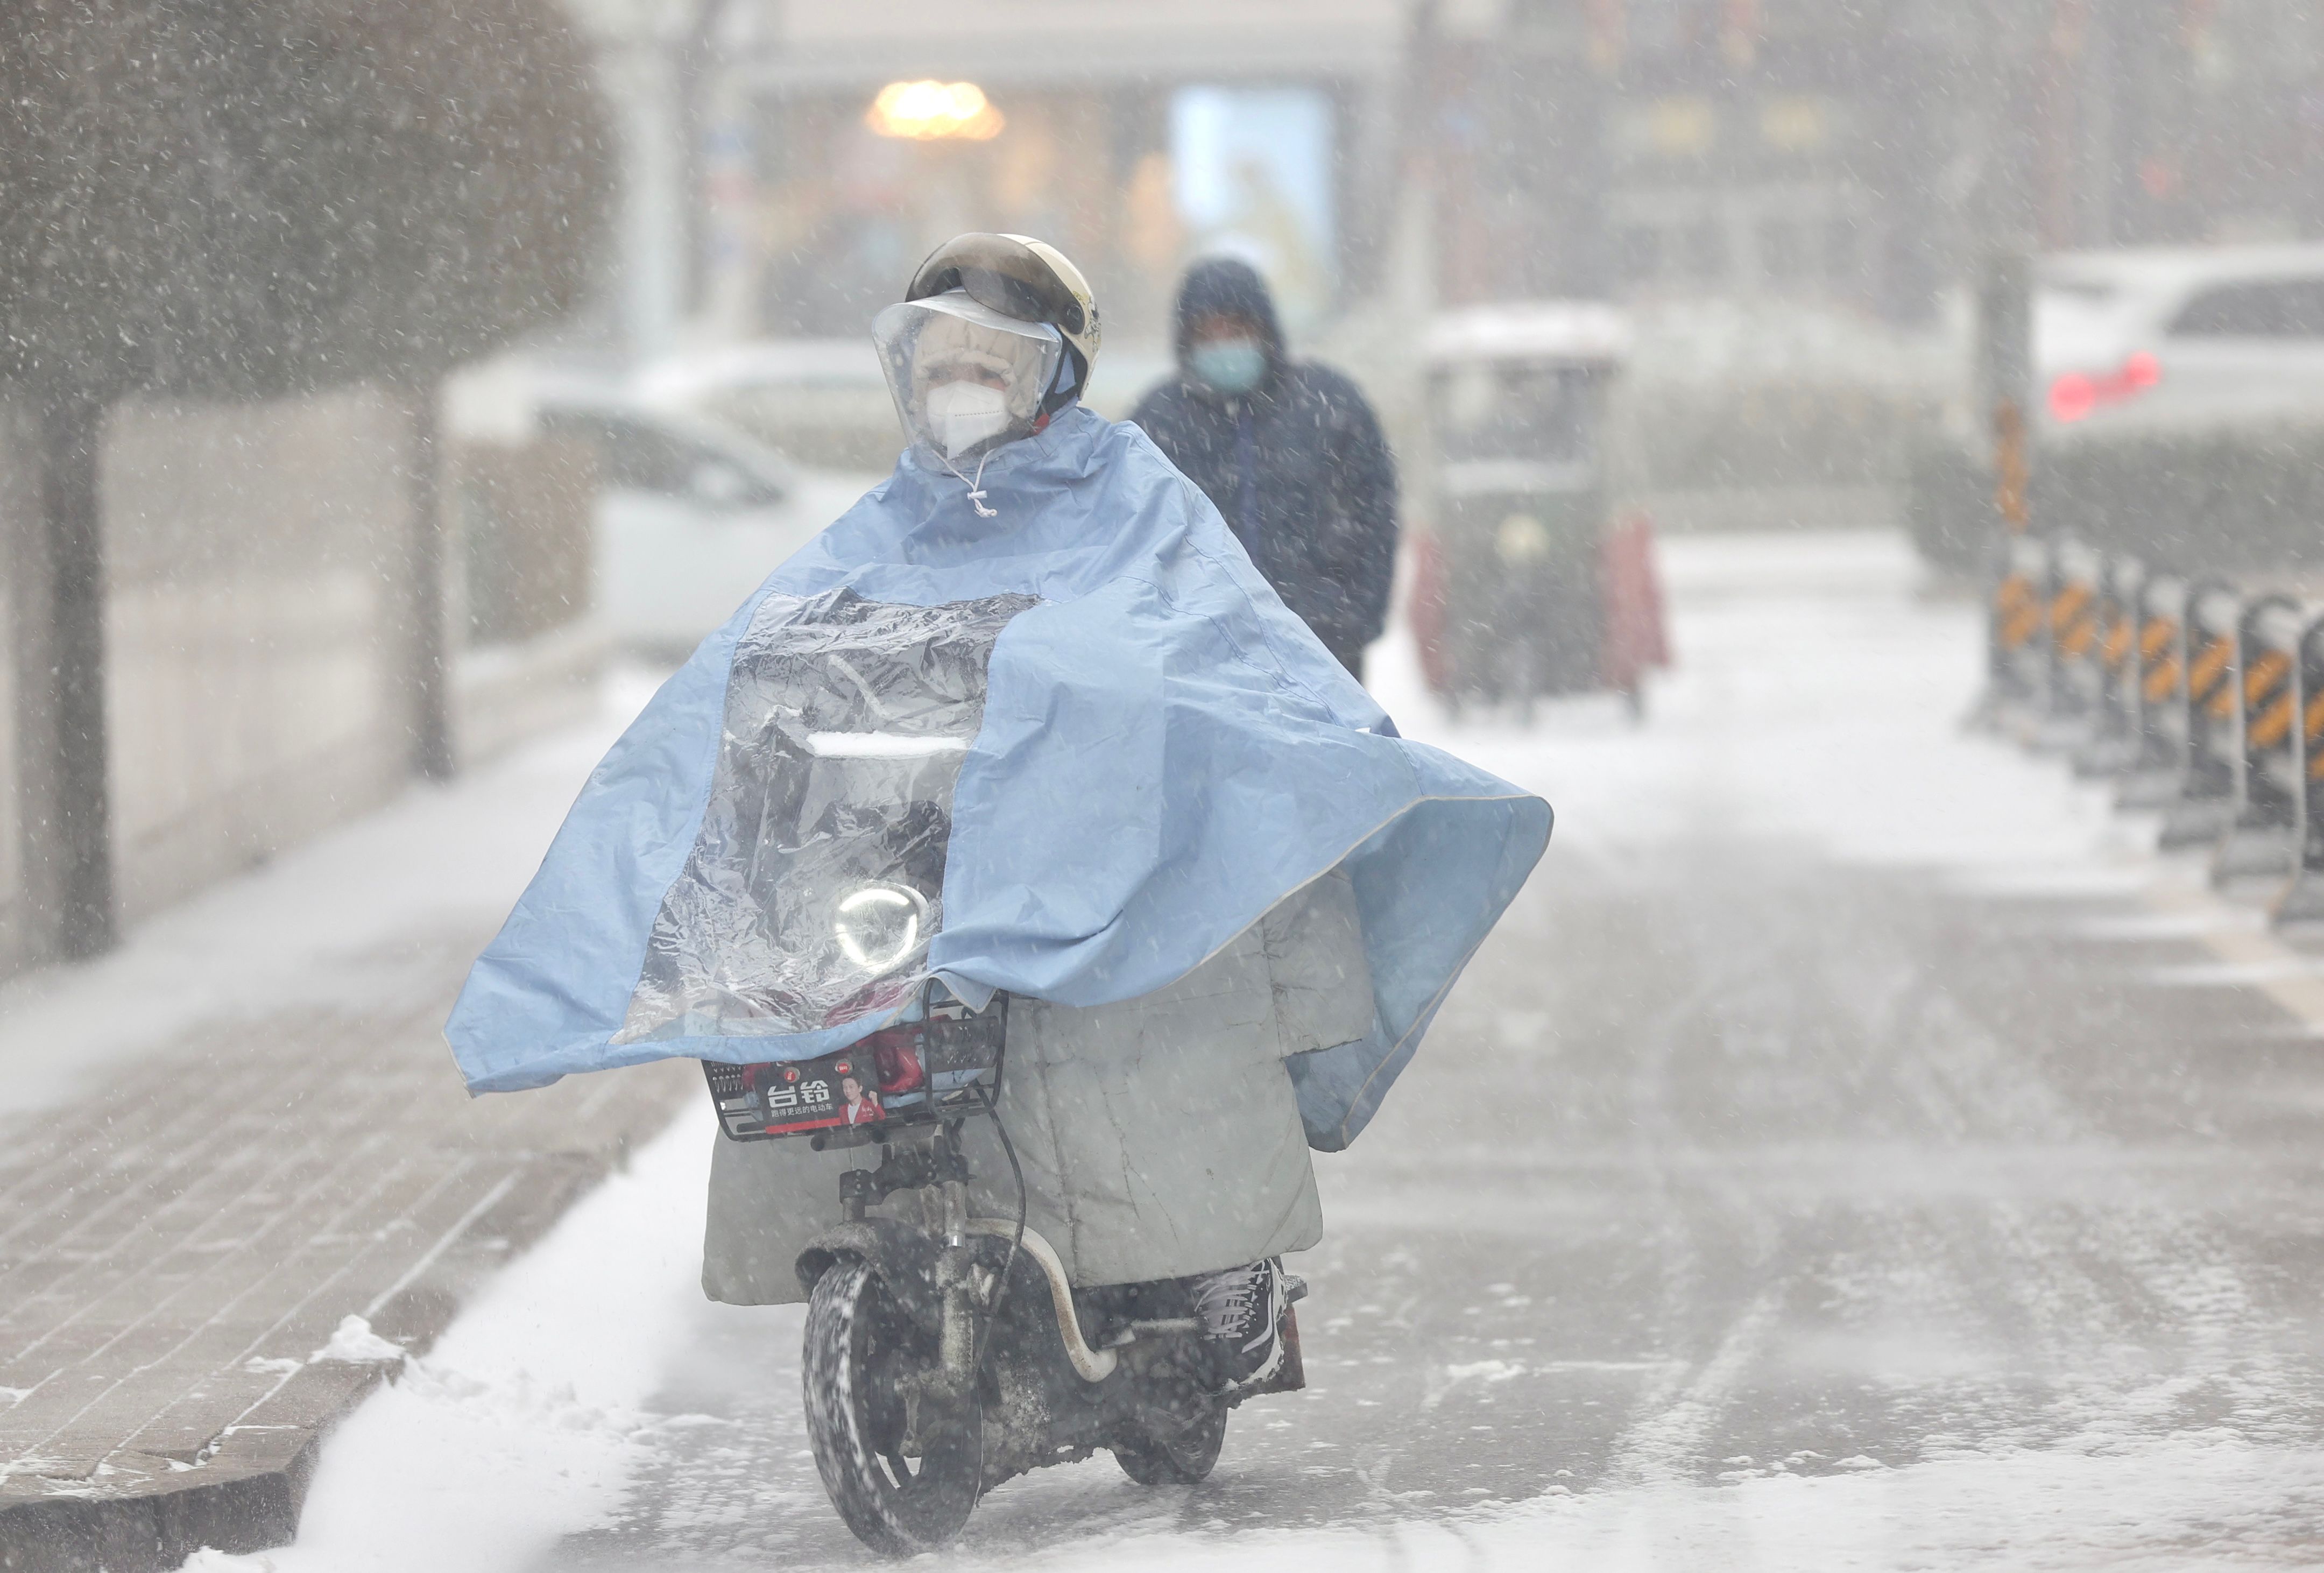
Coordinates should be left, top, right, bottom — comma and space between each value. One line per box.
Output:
196, 533, 2324, 1571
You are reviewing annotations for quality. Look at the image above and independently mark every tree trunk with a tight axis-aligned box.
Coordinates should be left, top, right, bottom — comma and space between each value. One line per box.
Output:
408, 380, 456, 781
38, 396, 114, 957
679, 0, 736, 315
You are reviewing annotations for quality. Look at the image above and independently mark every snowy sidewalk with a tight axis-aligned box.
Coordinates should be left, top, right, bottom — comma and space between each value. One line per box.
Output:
0, 675, 689, 1573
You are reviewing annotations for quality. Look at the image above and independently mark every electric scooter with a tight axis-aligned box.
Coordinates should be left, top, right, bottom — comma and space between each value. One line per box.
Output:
701, 992, 1306, 1555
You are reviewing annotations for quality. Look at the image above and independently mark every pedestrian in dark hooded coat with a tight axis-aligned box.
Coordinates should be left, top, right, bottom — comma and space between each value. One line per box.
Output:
1131, 259, 1400, 679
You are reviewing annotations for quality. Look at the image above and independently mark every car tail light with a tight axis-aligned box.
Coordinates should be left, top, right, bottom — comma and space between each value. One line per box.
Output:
2049, 352, 2160, 423
2049, 372, 2097, 423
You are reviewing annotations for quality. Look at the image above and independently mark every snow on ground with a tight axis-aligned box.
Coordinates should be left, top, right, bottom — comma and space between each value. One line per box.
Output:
951, 1436, 2324, 1572
1368, 531, 2154, 878
194, 1095, 2324, 1573
219, 1108, 719, 1573
180, 532, 2319, 1571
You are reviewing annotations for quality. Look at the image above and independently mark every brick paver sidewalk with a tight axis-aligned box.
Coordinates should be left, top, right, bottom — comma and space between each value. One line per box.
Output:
0, 940, 691, 1573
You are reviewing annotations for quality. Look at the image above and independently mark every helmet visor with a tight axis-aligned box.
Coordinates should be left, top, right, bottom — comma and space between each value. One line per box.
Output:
872, 292, 1064, 463
911, 232, 1091, 339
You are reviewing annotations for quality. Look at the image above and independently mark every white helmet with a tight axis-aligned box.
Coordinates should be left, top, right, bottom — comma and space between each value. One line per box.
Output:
871, 233, 1102, 465
905, 231, 1100, 399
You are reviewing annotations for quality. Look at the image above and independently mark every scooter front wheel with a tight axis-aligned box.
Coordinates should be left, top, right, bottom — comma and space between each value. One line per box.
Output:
801, 1258, 981, 1555
1113, 1404, 1227, 1485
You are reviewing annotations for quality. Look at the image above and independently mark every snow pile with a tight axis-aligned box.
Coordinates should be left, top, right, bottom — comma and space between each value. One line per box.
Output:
178, 1551, 272, 1573
244, 1108, 716, 1573
308, 1316, 403, 1365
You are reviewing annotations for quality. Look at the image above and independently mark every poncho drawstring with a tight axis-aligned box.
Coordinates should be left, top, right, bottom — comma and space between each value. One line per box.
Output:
943, 449, 999, 518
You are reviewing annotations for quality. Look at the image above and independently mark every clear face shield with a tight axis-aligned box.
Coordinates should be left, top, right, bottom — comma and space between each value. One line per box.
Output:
873, 291, 1065, 464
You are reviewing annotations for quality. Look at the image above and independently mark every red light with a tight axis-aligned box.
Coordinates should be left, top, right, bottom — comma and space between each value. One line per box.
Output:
2048, 353, 2160, 424
2050, 373, 2097, 423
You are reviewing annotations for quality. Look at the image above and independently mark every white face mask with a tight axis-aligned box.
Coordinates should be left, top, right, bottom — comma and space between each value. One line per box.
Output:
923, 379, 1013, 457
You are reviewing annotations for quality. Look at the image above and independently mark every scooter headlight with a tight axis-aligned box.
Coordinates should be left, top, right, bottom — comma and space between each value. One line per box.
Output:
833, 883, 929, 974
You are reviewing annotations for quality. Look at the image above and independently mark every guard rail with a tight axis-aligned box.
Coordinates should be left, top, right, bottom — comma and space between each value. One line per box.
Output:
1984, 535, 2324, 925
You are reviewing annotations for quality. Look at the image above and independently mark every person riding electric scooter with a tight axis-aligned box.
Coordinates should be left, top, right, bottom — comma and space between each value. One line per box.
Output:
444, 234, 1552, 1557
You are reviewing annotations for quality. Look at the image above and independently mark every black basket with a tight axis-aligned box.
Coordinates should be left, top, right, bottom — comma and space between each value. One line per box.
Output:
703, 991, 1006, 1144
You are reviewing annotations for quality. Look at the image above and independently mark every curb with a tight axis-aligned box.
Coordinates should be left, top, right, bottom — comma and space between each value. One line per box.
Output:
0, 1057, 694, 1573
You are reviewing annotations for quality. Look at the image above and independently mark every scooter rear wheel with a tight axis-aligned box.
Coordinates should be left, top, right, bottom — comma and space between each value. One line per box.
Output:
802, 1258, 981, 1555
1113, 1404, 1227, 1485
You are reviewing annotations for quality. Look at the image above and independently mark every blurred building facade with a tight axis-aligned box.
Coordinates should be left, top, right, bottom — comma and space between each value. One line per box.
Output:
563, 1, 2324, 358
1419, 0, 2324, 322
696, 1, 1413, 353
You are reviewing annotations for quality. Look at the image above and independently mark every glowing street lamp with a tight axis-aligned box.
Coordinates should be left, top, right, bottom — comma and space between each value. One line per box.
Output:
866, 80, 1005, 141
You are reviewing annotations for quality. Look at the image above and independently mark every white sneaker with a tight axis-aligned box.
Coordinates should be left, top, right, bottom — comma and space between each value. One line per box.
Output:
1190, 1258, 1286, 1391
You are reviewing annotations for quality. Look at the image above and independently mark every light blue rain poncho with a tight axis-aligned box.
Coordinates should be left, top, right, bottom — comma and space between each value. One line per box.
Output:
447, 400, 1550, 1150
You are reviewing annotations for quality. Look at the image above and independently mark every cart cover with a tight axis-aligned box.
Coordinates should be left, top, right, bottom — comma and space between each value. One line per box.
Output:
446, 403, 1551, 1149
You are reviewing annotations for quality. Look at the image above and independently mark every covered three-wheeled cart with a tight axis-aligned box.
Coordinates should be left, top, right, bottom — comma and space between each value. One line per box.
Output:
1408, 302, 1666, 719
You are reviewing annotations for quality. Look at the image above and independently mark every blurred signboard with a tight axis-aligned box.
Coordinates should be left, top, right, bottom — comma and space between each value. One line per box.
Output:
1170, 86, 1338, 331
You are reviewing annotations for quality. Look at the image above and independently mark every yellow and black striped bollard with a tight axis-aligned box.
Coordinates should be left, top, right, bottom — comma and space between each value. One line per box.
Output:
2117, 570, 2191, 811
2160, 580, 2245, 849
2074, 554, 2148, 778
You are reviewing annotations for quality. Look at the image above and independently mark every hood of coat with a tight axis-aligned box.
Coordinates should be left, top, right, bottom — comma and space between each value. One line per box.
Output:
1172, 257, 1287, 397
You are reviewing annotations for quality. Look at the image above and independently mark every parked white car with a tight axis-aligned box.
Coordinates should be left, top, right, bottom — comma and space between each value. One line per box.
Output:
2036, 244, 2324, 443
539, 393, 881, 653
633, 339, 901, 472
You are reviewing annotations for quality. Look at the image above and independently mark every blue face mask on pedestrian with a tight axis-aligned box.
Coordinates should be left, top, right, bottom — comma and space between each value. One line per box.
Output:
1190, 338, 1266, 396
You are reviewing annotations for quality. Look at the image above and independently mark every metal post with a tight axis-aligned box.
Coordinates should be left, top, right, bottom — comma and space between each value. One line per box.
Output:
2212, 596, 2304, 884
1974, 253, 2036, 728
408, 382, 455, 782
39, 396, 115, 958
2273, 615, 2324, 926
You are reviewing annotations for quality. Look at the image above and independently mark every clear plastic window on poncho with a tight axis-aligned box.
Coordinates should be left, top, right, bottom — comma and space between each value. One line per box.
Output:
872, 290, 1065, 463
616, 588, 1039, 1043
